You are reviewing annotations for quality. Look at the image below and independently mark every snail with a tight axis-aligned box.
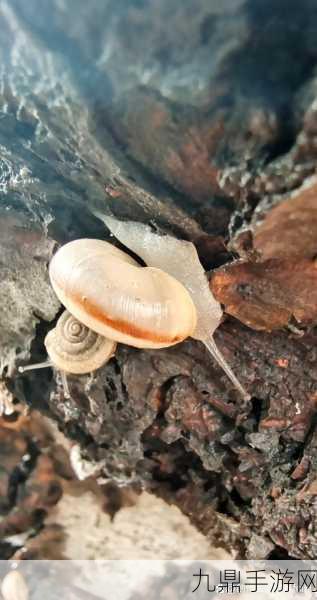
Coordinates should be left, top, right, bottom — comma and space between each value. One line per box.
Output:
19, 217, 250, 401
19, 237, 197, 396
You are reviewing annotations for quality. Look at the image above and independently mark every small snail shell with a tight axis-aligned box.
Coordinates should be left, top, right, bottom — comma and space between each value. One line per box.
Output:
45, 310, 116, 374
49, 238, 197, 349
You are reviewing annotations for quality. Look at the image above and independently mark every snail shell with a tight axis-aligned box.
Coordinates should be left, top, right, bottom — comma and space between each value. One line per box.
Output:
45, 310, 116, 374
49, 238, 197, 349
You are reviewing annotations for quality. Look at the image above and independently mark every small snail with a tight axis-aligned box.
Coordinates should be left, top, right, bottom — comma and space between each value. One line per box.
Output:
19, 217, 250, 400
45, 309, 117, 374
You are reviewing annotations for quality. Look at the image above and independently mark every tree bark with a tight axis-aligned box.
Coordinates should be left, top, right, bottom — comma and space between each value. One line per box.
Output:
1, 0, 317, 559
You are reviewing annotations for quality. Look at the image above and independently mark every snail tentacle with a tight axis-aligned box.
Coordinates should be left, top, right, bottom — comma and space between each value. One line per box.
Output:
203, 336, 250, 401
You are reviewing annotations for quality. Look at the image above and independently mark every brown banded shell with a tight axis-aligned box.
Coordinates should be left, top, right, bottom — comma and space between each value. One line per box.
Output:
45, 310, 116, 374
49, 238, 197, 349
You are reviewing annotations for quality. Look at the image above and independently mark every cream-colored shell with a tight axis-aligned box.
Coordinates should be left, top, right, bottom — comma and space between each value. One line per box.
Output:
45, 310, 116, 374
49, 239, 197, 349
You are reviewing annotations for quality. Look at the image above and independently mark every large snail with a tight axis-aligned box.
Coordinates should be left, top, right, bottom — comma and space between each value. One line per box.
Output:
19, 217, 250, 400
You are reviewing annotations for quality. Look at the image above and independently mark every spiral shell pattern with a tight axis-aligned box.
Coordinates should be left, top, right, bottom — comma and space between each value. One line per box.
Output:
45, 310, 116, 374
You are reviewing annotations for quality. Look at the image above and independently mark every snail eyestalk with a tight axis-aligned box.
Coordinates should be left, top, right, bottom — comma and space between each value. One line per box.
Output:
18, 360, 53, 373
19, 360, 72, 399
203, 336, 250, 401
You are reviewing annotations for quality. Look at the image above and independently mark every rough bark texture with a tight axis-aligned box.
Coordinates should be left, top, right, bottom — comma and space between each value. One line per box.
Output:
1, 0, 317, 559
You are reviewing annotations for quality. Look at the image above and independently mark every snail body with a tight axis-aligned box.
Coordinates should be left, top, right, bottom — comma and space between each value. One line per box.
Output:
102, 215, 250, 400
